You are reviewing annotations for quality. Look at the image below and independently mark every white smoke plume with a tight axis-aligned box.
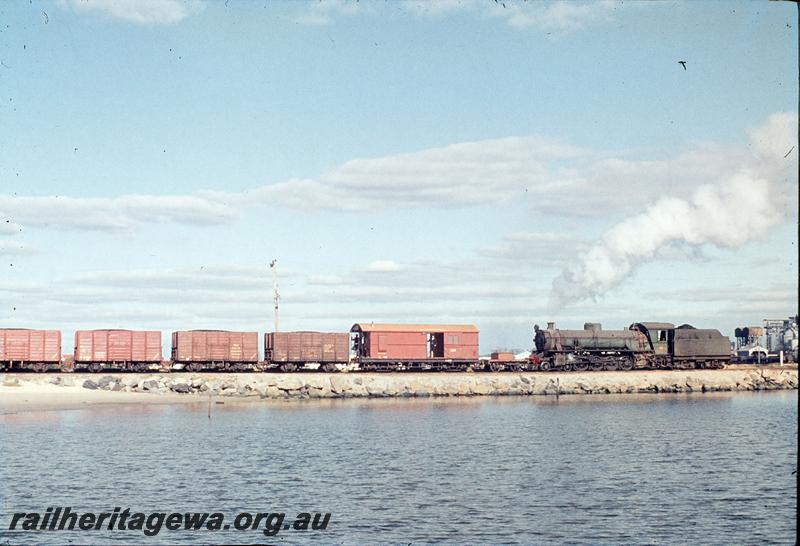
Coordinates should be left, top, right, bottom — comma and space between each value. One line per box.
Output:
550, 112, 798, 308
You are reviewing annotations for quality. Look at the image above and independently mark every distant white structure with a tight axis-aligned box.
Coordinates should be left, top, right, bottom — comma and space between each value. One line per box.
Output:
734, 316, 798, 364
764, 317, 798, 363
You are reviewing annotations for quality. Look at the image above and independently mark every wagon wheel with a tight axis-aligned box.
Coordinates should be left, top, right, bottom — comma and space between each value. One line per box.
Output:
561, 362, 573, 372
488, 362, 501, 372
588, 361, 604, 372
186, 362, 202, 373
280, 363, 297, 373
320, 363, 337, 373
618, 357, 634, 371
88, 363, 103, 373
32, 362, 47, 373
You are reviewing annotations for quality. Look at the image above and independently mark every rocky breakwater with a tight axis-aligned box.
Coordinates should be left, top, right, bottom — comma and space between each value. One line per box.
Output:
35, 368, 799, 399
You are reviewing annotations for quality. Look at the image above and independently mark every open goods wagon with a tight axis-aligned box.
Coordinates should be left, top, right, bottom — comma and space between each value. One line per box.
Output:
171, 330, 259, 371
265, 331, 350, 372
73, 329, 163, 372
0, 329, 61, 372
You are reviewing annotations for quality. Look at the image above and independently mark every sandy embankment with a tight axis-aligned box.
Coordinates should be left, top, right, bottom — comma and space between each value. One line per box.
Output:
1, 367, 797, 413
0, 381, 196, 413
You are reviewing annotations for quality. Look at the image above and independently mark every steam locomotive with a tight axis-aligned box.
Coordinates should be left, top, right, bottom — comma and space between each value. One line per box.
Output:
532, 322, 730, 371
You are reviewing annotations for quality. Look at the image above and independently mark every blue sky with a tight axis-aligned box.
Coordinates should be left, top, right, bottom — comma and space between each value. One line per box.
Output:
0, 0, 797, 353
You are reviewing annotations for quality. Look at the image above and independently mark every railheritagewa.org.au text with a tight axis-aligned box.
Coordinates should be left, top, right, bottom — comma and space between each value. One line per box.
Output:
8, 507, 331, 537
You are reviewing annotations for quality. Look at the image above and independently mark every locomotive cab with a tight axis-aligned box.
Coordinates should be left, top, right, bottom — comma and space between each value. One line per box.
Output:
652, 328, 673, 356
629, 322, 676, 367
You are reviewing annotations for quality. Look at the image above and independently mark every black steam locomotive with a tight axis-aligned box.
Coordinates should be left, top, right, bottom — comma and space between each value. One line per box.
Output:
532, 322, 730, 371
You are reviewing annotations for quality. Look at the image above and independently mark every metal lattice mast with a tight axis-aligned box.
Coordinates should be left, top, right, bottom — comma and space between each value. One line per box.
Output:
269, 259, 279, 332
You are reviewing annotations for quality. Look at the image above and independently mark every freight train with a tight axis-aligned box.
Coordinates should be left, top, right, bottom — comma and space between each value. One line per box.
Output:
0, 320, 731, 373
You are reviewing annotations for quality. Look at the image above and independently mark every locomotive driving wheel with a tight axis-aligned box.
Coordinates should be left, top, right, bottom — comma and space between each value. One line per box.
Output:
618, 357, 634, 371
572, 361, 589, 372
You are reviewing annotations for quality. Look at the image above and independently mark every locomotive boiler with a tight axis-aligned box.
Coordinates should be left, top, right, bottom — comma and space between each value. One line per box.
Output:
534, 322, 730, 371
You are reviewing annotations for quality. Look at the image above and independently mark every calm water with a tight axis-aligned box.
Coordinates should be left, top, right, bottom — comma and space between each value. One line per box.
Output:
0, 392, 796, 545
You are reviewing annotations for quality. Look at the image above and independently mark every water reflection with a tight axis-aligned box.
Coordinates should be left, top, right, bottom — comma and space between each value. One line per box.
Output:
0, 391, 796, 545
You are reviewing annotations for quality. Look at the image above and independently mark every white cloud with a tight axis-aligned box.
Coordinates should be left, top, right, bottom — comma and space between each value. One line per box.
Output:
293, 0, 618, 32
364, 260, 405, 273
293, 0, 370, 26
8, 114, 796, 242
497, 0, 617, 32
0, 253, 793, 350
647, 283, 797, 306
230, 118, 794, 217
59, 0, 204, 25
480, 231, 583, 266
0, 193, 238, 232
0, 280, 44, 293
0, 240, 34, 256
749, 112, 798, 161
401, 0, 477, 17
0, 218, 22, 235
293, 11, 332, 26
72, 265, 274, 290
307, 274, 346, 286
219, 135, 588, 211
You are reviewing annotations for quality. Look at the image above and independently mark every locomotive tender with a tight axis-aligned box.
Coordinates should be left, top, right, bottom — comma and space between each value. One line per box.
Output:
0, 319, 731, 373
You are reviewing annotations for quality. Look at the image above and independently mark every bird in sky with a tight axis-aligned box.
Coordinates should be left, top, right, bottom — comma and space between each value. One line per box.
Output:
678, 61, 687, 70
